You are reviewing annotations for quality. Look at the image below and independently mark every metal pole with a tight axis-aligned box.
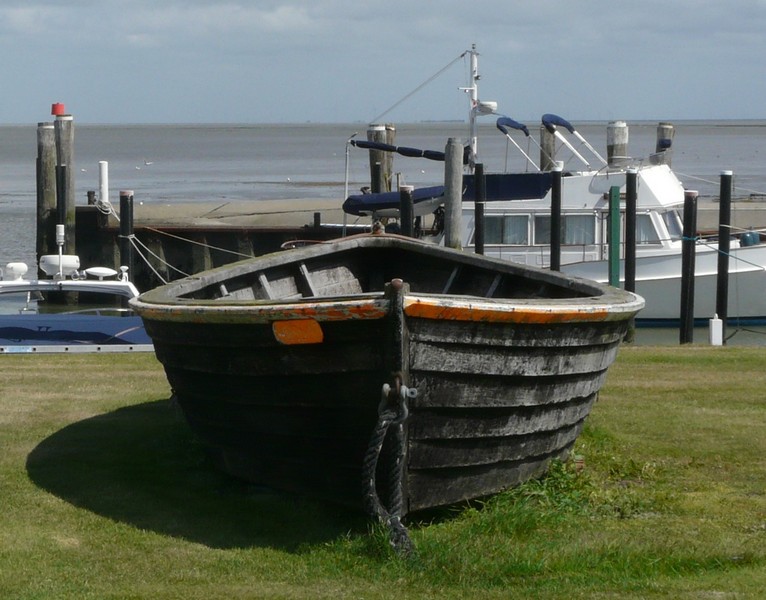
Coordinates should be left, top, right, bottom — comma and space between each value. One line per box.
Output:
342, 133, 357, 237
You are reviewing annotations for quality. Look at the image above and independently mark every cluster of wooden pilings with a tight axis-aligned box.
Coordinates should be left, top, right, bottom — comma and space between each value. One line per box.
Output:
35, 109, 366, 292
68, 200, 358, 292
36, 107, 76, 264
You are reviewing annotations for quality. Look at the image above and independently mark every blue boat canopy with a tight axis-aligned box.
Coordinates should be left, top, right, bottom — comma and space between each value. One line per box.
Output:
343, 173, 553, 217
343, 185, 446, 217
463, 172, 553, 202
496, 117, 530, 137
350, 140, 471, 164
542, 113, 576, 135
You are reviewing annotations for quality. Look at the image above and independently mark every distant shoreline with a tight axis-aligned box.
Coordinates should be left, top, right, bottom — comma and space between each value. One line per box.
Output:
2, 118, 766, 128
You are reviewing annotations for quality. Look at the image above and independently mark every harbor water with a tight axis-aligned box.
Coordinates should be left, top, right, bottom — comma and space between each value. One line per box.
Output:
2, 120, 766, 345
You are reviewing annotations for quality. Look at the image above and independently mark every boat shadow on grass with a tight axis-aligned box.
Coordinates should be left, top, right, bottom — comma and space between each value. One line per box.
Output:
25, 398, 369, 551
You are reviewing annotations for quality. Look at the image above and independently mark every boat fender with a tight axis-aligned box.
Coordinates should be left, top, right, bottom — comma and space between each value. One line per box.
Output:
739, 231, 760, 247
362, 379, 416, 556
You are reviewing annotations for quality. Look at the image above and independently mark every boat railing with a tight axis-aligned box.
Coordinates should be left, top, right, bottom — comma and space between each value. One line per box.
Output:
53, 307, 136, 317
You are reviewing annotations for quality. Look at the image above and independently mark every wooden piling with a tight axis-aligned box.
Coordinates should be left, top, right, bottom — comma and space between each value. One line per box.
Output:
550, 164, 563, 271
367, 124, 394, 193
473, 163, 486, 255
399, 185, 414, 237
654, 122, 674, 165
191, 235, 213, 274
622, 168, 639, 343
36, 122, 56, 268
54, 114, 75, 255
119, 191, 134, 277
607, 186, 621, 287
716, 171, 733, 343
55, 164, 69, 231
540, 124, 556, 171
444, 138, 463, 250
607, 121, 629, 166
624, 168, 638, 292
371, 162, 383, 194
680, 190, 698, 344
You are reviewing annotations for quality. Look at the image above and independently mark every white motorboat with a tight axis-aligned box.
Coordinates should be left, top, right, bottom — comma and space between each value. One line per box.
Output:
0, 227, 152, 352
343, 45, 766, 325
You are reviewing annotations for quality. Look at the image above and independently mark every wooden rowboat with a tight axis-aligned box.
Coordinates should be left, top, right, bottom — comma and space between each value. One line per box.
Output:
131, 234, 642, 548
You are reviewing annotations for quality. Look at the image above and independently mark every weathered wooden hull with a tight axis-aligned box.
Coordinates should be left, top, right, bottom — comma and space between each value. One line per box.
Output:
132, 235, 642, 514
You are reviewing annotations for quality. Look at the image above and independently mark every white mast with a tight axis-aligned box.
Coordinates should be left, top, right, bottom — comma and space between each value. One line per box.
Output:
460, 44, 496, 172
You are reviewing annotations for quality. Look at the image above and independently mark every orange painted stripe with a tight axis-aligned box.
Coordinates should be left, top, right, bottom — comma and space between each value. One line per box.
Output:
133, 297, 389, 324
403, 297, 612, 324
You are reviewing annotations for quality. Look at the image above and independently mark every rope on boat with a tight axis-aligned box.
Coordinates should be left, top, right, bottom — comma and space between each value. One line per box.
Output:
362, 378, 416, 557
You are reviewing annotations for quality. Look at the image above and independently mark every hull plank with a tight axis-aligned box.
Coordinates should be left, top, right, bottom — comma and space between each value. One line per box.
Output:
408, 423, 584, 469
407, 453, 560, 511
409, 396, 595, 440
410, 371, 607, 408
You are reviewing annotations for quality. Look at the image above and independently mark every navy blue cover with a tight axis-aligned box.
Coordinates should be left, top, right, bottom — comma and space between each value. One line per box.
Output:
351, 140, 446, 162
463, 172, 553, 201
542, 113, 576, 134
343, 185, 446, 216
342, 172, 553, 216
496, 117, 531, 137
350, 140, 472, 164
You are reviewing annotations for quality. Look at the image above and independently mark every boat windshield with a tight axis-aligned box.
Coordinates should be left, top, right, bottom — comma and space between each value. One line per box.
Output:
0, 291, 130, 316
661, 209, 683, 241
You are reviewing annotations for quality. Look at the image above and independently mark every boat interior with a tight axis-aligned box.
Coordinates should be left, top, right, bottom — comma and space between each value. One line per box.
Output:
173, 240, 600, 303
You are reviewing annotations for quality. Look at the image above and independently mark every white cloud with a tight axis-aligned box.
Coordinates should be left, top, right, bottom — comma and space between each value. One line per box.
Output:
1, 1, 766, 122
0, 6, 63, 35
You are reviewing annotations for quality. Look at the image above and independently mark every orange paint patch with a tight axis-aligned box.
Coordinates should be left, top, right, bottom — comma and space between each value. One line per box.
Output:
272, 319, 324, 345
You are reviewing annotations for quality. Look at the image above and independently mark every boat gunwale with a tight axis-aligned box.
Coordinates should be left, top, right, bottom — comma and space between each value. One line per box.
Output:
130, 290, 643, 324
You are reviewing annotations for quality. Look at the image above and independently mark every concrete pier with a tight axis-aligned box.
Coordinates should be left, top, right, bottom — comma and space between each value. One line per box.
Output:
696, 196, 766, 233
75, 197, 368, 291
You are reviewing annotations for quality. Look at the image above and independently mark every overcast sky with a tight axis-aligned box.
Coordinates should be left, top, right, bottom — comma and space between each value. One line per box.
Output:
1, 1, 765, 124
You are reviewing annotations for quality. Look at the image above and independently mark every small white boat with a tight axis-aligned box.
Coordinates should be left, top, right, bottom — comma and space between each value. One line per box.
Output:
343, 45, 766, 325
0, 247, 152, 353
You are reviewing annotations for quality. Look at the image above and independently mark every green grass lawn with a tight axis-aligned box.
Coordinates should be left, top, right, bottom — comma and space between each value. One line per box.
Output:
1, 347, 764, 599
